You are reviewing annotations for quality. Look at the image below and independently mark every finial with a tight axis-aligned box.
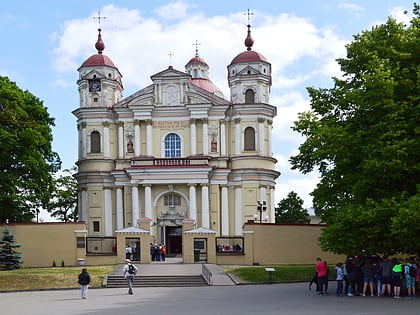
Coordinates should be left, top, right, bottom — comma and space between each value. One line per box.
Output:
244, 8, 254, 25
193, 40, 201, 57
244, 24, 254, 51
168, 51, 174, 66
95, 28, 105, 54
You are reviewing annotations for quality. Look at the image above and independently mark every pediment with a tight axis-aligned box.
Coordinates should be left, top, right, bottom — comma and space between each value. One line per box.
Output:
151, 67, 190, 81
237, 65, 261, 76
80, 69, 106, 80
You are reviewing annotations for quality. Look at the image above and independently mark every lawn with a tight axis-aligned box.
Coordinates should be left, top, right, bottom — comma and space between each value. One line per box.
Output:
0, 265, 116, 291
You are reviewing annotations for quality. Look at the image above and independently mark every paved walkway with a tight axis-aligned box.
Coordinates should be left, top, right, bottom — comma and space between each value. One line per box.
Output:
2, 282, 418, 315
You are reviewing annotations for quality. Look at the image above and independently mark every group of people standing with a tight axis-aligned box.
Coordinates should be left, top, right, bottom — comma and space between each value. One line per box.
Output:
150, 243, 166, 261
314, 255, 419, 299
125, 243, 140, 261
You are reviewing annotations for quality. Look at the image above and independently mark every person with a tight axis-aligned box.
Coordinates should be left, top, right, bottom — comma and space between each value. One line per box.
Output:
315, 258, 328, 295
373, 261, 382, 296
77, 268, 91, 299
404, 258, 416, 299
160, 244, 166, 261
391, 258, 403, 299
380, 255, 394, 297
361, 259, 375, 296
346, 258, 356, 296
125, 245, 132, 260
123, 259, 138, 295
335, 263, 344, 296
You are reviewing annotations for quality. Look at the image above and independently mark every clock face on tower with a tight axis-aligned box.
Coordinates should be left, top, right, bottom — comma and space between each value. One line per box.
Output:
89, 80, 101, 92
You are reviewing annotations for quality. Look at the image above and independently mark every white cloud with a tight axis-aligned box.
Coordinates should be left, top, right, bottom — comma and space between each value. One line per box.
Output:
338, 3, 364, 13
390, 6, 411, 25
154, 1, 190, 21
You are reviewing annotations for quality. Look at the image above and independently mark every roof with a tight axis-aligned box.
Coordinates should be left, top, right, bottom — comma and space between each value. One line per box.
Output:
115, 226, 150, 234
186, 55, 208, 67
184, 227, 217, 234
230, 50, 268, 65
81, 54, 116, 68
190, 78, 224, 98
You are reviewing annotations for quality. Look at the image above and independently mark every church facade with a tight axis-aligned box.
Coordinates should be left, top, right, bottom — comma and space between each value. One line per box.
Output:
73, 24, 280, 256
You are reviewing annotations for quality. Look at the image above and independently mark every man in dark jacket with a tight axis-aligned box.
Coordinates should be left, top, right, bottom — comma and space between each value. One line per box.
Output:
380, 256, 394, 297
77, 268, 91, 299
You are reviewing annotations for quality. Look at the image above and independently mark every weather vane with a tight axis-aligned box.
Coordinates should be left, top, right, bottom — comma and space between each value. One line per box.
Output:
244, 8, 254, 24
93, 11, 106, 27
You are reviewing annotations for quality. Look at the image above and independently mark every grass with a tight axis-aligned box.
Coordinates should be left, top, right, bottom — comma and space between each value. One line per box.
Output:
223, 264, 322, 283
0, 265, 116, 291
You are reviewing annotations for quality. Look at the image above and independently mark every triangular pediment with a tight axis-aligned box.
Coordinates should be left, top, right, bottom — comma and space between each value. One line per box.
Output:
79, 69, 106, 80
237, 65, 260, 76
150, 67, 190, 81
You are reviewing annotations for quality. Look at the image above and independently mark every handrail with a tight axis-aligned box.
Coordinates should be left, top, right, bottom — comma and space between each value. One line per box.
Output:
202, 264, 212, 285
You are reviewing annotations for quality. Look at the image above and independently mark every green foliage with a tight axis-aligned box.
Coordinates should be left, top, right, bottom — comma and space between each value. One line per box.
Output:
0, 226, 23, 270
0, 76, 61, 222
47, 167, 78, 222
275, 191, 310, 224
290, 7, 420, 255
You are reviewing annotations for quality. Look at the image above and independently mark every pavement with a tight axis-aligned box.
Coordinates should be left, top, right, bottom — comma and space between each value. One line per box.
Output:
2, 282, 419, 315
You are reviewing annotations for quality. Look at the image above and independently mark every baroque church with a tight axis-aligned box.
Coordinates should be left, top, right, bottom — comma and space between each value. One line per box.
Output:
73, 23, 280, 256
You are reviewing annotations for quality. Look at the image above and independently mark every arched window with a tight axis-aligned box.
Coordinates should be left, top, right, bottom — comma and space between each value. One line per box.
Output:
91, 131, 101, 153
244, 127, 255, 151
245, 89, 255, 103
164, 194, 181, 206
165, 133, 181, 157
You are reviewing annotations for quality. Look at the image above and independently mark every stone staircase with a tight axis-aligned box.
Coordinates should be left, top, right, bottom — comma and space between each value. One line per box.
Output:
105, 274, 208, 287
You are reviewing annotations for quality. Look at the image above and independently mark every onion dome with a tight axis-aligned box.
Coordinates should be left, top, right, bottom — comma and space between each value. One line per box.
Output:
230, 24, 267, 65
80, 28, 116, 68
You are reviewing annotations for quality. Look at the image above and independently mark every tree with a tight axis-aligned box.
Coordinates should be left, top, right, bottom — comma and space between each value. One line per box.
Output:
289, 6, 420, 255
0, 77, 61, 223
47, 167, 78, 222
275, 191, 310, 224
0, 226, 23, 270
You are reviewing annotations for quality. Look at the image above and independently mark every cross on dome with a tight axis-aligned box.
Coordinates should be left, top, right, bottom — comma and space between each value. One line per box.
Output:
193, 40, 201, 57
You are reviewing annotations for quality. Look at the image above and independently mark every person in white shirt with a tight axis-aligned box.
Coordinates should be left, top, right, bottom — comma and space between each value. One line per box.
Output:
122, 259, 138, 295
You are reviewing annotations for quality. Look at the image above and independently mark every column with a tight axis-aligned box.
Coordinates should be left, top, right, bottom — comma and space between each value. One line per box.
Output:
190, 119, 197, 155
220, 120, 226, 155
103, 121, 110, 158
81, 122, 87, 158
134, 120, 141, 156
104, 188, 113, 236
146, 120, 153, 156
258, 118, 265, 155
131, 185, 139, 227
116, 186, 124, 230
202, 119, 208, 155
268, 120, 273, 156
118, 122, 124, 158
188, 184, 197, 222
270, 187, 275, 223
235, 186, 242, 235
81, 189, 88, 223
221, 185, 229, 236
201, 184, 210, 229
144, 184, 153, 235
77, 190, 83, 222
234, 118, 241, 154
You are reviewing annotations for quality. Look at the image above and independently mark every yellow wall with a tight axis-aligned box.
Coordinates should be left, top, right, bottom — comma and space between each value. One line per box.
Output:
7, 222, 88, 268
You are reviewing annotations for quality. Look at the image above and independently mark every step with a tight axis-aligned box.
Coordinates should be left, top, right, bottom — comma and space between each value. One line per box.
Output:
105, 275, 208, 287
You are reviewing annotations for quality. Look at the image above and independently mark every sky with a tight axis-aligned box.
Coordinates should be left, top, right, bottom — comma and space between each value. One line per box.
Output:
0, 0, 415, 220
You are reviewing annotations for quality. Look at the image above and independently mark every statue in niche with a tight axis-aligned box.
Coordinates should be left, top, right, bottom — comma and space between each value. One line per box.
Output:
211, 137, 217, 152
127, 139, 134, 153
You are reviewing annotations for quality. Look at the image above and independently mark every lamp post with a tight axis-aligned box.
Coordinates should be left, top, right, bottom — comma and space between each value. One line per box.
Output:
256, 200, 267, 223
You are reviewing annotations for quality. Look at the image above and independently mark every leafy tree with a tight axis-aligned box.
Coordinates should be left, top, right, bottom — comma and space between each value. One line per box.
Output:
0, 77, 61, 223
275, 191, 310, 224
0, 226, 23, 270
47, 167, 78, 222
290, 6, 420, 255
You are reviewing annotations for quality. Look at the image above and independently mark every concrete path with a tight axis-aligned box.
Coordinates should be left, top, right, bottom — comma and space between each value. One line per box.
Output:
2, 282, 418, 315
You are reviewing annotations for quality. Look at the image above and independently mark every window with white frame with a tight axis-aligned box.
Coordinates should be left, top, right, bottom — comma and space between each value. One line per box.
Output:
164, 133, 181, 157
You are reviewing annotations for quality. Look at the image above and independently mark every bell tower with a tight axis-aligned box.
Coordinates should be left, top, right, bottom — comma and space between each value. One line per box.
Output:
77, 28, 123, 108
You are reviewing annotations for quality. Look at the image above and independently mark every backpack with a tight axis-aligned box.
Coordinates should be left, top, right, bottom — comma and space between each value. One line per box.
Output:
128, 264, 136, 275
408, 265, 416, 278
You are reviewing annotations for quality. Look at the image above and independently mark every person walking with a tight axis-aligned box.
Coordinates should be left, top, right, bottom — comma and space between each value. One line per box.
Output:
77, 268, 91, 299
123, 259, 138, 295
315, 258, 328, 295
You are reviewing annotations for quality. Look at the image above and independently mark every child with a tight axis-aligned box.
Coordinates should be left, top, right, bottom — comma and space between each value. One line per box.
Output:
335, 263, 344, 296
77, 268, 91, 299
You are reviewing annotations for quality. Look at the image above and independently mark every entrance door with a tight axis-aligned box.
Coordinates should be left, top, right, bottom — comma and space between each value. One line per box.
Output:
165, 226, 182, 256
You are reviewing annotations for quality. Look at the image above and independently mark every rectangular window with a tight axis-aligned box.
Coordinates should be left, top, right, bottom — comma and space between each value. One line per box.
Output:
216, 237, 244, 254
76, 237, 86, 248
93, 221, 100, 232
86, 237, 117, 255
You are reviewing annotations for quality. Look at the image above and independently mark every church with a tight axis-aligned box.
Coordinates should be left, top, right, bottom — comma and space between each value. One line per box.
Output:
73, 22, 280, 257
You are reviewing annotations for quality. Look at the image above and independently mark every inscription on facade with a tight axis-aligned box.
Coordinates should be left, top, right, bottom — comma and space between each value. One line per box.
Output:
153, 121, 190, 129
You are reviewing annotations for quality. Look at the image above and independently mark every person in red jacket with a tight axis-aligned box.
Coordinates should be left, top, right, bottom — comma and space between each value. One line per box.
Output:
315, 258, 329, 295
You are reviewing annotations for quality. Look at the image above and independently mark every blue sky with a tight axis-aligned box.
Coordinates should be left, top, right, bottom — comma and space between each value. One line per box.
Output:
0, 0, 414, 219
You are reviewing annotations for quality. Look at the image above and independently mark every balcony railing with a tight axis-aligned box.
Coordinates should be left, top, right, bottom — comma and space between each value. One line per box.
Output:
131, 156, 210, 167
